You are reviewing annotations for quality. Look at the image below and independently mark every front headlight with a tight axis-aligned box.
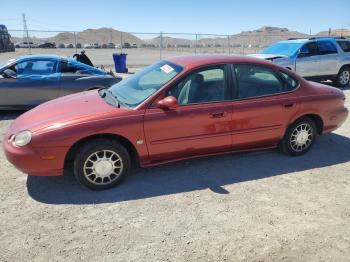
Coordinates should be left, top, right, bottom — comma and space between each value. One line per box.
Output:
13, 130, 32, 147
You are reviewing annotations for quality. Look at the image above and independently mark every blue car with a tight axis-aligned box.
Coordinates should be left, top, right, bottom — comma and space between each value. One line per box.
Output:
0, 55, 120, 110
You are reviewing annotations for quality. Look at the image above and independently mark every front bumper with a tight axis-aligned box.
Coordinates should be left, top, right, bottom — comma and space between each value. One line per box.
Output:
3, 136, 68, 176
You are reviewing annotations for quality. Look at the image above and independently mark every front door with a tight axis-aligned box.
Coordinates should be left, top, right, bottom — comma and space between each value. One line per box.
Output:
0, 59, 60, 108
144, 65, 233, 162
296, 41, 320, 77
231, 64, 300, 149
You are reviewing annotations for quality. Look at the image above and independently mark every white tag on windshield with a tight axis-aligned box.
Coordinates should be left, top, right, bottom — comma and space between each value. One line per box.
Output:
160, 64, 174, 74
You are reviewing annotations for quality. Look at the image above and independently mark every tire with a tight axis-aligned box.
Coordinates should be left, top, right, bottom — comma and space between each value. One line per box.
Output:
336, 66, 350, 88
280, 117, 316, 156
73, 138, 131, 190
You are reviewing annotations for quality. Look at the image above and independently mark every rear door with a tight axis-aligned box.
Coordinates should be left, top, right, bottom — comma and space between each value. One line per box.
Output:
231, 64, 300, 149
316, 40, 340, 76
0, 59, 60, 108
296, 41, 320, 77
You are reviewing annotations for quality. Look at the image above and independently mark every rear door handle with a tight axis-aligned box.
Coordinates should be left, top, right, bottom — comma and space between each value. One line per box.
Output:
283, 103, 294, 108
211, 112, 226, 118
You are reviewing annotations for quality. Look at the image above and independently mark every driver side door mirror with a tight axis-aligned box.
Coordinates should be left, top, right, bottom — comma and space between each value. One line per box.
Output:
297, 50, 309, 58
157, 96, 178, 110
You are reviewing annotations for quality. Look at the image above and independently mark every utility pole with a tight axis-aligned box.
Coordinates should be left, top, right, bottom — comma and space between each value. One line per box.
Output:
22, 13, 31, 54
110, 28, 112, 43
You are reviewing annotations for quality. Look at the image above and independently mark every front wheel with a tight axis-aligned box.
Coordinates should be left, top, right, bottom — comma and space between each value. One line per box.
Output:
280, 117, 316, 156
336, 67, 350, 88
73, 139, 131, 190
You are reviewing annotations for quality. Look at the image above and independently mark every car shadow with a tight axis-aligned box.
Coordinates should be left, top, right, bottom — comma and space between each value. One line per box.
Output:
0, 110, 26, 120
27, 133, 350, 205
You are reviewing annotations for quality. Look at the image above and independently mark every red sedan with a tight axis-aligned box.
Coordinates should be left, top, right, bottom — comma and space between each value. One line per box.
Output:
3, 55, 348, 190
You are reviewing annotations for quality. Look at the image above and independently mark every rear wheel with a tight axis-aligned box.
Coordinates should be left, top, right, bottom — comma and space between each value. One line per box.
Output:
336, 67, 350, 88
73, 139, 130, 190
280, 117, 316, 156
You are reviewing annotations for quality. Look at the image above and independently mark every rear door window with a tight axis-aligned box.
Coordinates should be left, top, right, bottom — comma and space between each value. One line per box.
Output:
337, 41, 350, 52
317, 40, 338, 55
234, 64, 295, 99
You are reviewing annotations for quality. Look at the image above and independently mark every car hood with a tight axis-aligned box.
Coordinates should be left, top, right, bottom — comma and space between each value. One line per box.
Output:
9, 90, 128, 134
247, 53, 288, 60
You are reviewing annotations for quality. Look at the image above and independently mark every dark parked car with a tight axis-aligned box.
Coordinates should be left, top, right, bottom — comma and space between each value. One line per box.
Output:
0, 55, 120, 110
38, 42, 56, 48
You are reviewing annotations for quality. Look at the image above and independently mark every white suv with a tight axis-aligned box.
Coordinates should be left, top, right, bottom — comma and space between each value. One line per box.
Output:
250, 37, 350, 87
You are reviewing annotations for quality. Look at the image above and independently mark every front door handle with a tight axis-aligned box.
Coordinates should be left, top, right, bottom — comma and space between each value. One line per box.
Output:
211, 112, 226, 118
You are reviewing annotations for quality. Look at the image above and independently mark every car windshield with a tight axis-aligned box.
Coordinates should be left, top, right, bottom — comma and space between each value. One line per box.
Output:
0, 59, 15, 71
110, 60, 183, 108
261, 42, 304, 56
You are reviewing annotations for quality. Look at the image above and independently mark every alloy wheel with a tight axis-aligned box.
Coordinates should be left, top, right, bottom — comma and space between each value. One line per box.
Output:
83, 150, 123, 185
290, 123, 314, 152
339, 70, 350, 86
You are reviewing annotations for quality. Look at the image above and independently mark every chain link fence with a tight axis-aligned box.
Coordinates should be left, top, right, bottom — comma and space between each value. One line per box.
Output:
1, 29, 312, 71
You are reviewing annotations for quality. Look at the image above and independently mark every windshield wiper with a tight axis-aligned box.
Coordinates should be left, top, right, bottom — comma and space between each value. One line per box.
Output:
98, 88, 120, 108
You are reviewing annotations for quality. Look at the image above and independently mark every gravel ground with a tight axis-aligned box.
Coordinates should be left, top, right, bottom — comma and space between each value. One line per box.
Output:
0, 89, 350, 262
0, 47, 252, 71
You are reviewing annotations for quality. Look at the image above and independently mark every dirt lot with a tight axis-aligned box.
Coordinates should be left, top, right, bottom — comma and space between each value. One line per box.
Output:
0, 89, 350, 261
0, 47, 250, 71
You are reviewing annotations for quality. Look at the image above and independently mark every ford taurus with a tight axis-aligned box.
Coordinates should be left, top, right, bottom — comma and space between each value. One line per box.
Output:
3, 55, 348, 190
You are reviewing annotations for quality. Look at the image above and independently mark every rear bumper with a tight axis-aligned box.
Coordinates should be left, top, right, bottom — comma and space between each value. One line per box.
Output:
323, 107, 348, 134
3, 137, 68, 176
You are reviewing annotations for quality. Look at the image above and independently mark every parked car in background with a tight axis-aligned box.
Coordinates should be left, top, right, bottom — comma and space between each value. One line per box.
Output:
3, 55, 347, 190
123, 42, 131, 48
83, 43, 93, 49
57, 43, 65, 48
131, 43, 138, 48
93, 43, 101, 48
75, 43, 82, 49
65, 43, 74, 48
101, 43, 108, 48
15, 41, 38, 48
38, 42, 56, 48
250, 37, 350, 87
107, 43, 115, 48
0, 55, 120, 110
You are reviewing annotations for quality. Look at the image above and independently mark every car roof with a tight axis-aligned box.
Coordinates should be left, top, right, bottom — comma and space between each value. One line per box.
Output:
277, 37, 344, 45
277, 39, 309, 44
166, 54, 277, 69
16, 55, 83, 64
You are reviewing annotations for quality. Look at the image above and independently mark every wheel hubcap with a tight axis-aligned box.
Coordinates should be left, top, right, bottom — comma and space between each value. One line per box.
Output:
340, 70, 350, 85
290, 123, 313, 152
83, 150, 123, 185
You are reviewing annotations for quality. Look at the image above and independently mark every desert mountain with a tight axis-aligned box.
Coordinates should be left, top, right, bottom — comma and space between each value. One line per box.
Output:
48, 27, 143, 44
10, 26, 349, 47
317, 28, 350, 37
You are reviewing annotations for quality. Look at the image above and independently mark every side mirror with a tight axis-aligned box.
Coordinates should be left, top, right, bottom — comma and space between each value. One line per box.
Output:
157, 96, 178, 110
297, 50, 309, 58
2, 69, 17, 79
